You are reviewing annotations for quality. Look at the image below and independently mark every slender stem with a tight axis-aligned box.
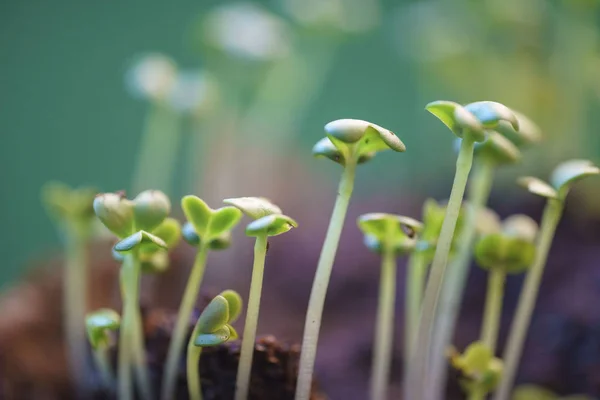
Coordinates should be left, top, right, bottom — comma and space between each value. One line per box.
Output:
406, 138, 475, 400
161, 244, 210, 400
187, 325, 203, 400
118, 252, 140, 400
64, 227, 88, 394
235, 234, 268, 400
131, 306, 151, 400
93, 348, 114, 390
370, 246, 397, 400
295, 160, 357, 400
481, 268, 506, 352
427, 160, 495, 398
404, 251, 428, 370
492, 199, 563, 400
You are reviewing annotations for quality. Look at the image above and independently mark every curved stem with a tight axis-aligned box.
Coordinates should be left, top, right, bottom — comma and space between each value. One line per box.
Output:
235, 234, 268, 400
427, 160, 495, 398
406, 138, 475, 400
481, 268, 506, 352
64, 228, 88, 394
295, 160, 357, 400
94, 348, 114, 390
118, 252, 140, 400
404, 251, 428, 370
187, 326, 203, 400
492, 199, 563, 400
370, 246, 397, 400
161, 244, 210, 400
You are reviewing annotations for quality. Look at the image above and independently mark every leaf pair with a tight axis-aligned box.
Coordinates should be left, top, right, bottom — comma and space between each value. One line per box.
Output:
414, 199, 465, 263
313, 119, 406, 166
193, 290, 243, 347
42, 182, 97, 228
357, 213, 423, 255
224, 196, 297, 237
181, 196, 243, 248
450, 341, 503, 395
86, 309, 121, 350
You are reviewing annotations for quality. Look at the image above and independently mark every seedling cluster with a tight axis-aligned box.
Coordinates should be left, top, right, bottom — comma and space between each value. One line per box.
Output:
44, 103, 598, 400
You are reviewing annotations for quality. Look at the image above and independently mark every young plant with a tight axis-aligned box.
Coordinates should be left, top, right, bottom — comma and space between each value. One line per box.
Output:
357, 213, 422, 400
295, 119, 406, 400
223, 197, 297, 400
408, 101, 519, 399
42, 182, 97, 392
475, 214, 538, 353
449, 341, 503, 400
94, 190, 174, 400
161, 196, 242, 400
187, 290, 242, 400
493, 159, 600, 400
86, 309, 121, 390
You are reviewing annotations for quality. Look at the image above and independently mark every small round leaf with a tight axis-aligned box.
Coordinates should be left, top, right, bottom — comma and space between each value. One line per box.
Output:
182, 222, 232, 250
245, 214, 298, 237
223, 197, 282, 219
312, 137, 345, 165
86, 309, 121, 350
457, 341, 493, 377
518, 177, 558, 199
426, 101, 485, 142
550, 159, 600, 194
182, 196, 212, 238
113, 230, 167, 253
227, 324, 239, 340
194, 325, 231, 347
474, 132, 521, 165
219, 290, 243, 323
495, 110, 542, 147
140, 251, 169, 274
207, 207, 243, 237
464, 101, 519, 131
151, 217, 181, 248
93, 193, 135, 238
196, 295, 229, 333
502, 215, 538, 242
132, 190, 171, 232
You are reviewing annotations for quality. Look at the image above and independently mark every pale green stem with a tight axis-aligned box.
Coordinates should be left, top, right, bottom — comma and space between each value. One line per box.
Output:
93, 348, 114, 390
406, 138, 475, 400
118, 252, 140, 400
64, 227, 88, 394
187, 325, 203, 400
370, 245, 397, 400
235, 234, 268, 400
492, 199, 563, 400
132, 307, 151, 400
404, 250, 428, 371
481, 268, 506, 352
161, 244, 210, 400
427, 160, 495, 398
295, 159, 357, 400
131, 102, 181, 197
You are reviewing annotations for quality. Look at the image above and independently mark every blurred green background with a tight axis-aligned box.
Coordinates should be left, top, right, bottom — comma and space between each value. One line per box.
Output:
2, 0, 599, 286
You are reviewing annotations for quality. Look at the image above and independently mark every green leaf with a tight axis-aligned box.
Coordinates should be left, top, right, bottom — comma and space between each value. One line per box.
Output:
151, 217, 181, 248
245, 214, 298, 237
312, 137, 345, 165
194, 325, 231, 347
140, 250, 169, 274
325, 119, 372, 143
207, 207, 243, 237
502, 215, 538, 242
182, 196, 212, 238
196, 295, 229, 333
86, 308, 120, 350
219, 290, 243, 323
42, 182, 97, 224
357, 124, 406, 153
357, 213, 422, 255
475, 233, 536, 274
474, 131, 522, 165
113, 230, 167, 253
223, 197, 282, 219
464, 101, 519, 131
93, 193, 135, 238
363, 234, 383, 253
182, 222, 232, 250
474, 207, 502, 236
518, 177, 558, 199
426, 100, 485, 142
550, 159, 600, 194
227, 324, 239, 340
511, 385, 557, 400
132, 190, 171, 232
495, 110, 542, 147
459, 341, 493, 377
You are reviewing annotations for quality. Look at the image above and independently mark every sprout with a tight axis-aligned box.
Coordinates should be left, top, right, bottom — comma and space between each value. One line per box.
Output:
86, 309, 120, 390
494, 160, 600, 400
449, 341, 503, 400
408, 100, 518, 400
95, 190, 176, 400
357, 213, 422, 400
187, 291, 243, 400
296, 119, 405, 400
41, 182, 97, 392
161, 196, 242, 400
225, 197, 296, 400
125, 53, 177, 102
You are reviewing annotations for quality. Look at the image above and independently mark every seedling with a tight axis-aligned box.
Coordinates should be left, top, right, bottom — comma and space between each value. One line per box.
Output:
357, 213, 422, 400
161, 196, 242, 400
408, 100, 519, 399
493, 159, 600, 400
296, 119, 405, 400
42, 182, 97, 392
94, 190, 174, 400
449, 341, 503, 400
223, 197, 297, 400
429, 111, 541, 397
86, 309, 121, 390
187, 290, 242, 400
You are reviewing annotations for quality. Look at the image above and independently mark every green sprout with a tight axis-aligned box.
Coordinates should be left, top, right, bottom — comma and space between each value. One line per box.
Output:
42, 182, 97, 392
94, 190, 175, 400
223, 197, 297, 400
449, 341, 503, 400
429, 110, 542, 398
295, 119, 405, 400
161, 196, 242, 400
493, 159, 600, 400
187, 290, 242, 400
357, 213, 422, 400
86, 309, 121, 390
408, 100, 519, 399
